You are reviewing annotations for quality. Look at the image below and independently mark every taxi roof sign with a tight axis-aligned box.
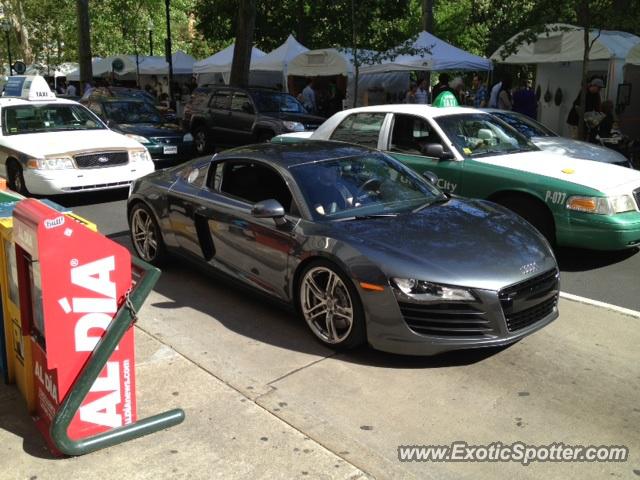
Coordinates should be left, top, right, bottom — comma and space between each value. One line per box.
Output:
2, 75, 56, 101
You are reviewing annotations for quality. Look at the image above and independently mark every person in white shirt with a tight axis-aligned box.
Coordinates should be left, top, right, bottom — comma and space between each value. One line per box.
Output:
301, 79, 316, 114
66, 83, 77, 96
415, 79, 429, 104
488, 80, 502, 108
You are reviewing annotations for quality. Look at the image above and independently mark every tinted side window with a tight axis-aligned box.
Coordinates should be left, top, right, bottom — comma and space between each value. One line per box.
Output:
390, 114, 443, 156
216, 160, 297, 214
230, 92, 251, 112
330, 113, 385, 148
210, 90, 232, 110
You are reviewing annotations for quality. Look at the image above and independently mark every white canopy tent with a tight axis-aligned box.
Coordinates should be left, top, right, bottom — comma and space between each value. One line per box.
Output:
491, 24, 640, 136
65, 58, 102, 81
193, 44, 266, 85
249, 35, 308, 90
360, 30, 493, 74
288, 48, 410, 107
144, 51, 196, 76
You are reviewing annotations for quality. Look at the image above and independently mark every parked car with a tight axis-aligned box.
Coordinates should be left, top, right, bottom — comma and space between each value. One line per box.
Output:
484, 108, 633, 168
272, 105, 640, 251
0, 76, 154, 195
182, 86, 325, 154
81, 97, 194, 166
128, 141, 559, 355
83, 87, 176, 122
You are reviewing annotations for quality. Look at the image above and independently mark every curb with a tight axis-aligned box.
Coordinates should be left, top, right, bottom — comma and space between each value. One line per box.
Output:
559, 291, 640, 319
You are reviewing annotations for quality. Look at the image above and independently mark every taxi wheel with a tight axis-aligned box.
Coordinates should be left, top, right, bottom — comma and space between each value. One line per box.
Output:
296, 259, 366, 351
7, 161, 28, 195
129, 203, 167, 266
500, 195, 555, 247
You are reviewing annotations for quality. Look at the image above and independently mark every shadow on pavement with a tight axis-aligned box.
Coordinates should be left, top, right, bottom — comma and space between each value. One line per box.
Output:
0, 385, 57, 459
556, 246, 639, 272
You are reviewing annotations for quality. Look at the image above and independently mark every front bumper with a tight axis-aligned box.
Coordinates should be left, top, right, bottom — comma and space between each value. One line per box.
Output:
24, 162, 155, 195
557, 210, 640, 250
146, 141, 195, 164
361, 269, 560, 356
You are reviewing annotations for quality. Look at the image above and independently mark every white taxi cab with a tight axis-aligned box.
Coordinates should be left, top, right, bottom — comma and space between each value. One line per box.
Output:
0, 75, 155, 195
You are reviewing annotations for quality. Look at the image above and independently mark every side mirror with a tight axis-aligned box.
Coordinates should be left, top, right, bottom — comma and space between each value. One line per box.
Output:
422, 170, 439, 185
422, 143, 454, 160
251, 199, 286, 224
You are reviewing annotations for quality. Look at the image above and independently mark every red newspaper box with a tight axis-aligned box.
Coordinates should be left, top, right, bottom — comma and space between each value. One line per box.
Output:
12, 199, 136, 451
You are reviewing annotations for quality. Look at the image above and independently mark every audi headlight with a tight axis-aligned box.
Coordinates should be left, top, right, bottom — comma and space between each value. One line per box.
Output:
566, 195, 636, 215
129, 149, 152, 163
126, 133, 151, 145
183, 133, 194, 142
26, 156, 75, 170
391, 278, 475, 302
282, 121, 305, 132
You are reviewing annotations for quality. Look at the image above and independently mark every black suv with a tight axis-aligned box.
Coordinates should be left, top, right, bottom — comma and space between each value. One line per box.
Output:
183, 86, 324, 154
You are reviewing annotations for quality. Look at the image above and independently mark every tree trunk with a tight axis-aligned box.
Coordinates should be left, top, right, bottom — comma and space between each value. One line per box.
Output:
352, 0, 358, 108
422, 0, 434, 33
7, 0, 33, 63
229, 0, 256, 87
76, 0, 93, 93
577, 1, 589, 141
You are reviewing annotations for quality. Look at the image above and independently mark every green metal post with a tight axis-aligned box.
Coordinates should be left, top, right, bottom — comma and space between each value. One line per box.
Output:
50, 256, 185, 455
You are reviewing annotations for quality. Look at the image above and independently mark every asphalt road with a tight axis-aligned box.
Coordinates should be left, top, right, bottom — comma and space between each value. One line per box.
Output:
53, 190, 640, 313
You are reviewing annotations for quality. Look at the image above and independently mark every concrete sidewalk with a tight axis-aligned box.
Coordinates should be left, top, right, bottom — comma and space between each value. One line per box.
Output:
0, 328, 368, 480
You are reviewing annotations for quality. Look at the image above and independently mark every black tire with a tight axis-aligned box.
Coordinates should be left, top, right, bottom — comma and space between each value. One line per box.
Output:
193, 125, 213, 155
128, 202, 168, 266
257, 131, 274, 143
296, 259, 366, 350
7, 161, 28, 195
498, 195, 555, 246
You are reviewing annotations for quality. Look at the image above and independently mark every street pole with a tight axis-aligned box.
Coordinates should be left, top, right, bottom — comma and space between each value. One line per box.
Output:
164, 0, 174, 106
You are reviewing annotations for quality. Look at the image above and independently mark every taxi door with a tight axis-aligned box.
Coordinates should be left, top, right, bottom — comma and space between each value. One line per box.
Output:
382, 113, 463, 195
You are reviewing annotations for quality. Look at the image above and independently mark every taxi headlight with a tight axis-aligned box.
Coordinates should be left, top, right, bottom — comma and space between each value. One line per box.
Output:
282, 121, 305, 132
566, 195, 636, 215
129, 149, 152, 163
26, 157, 75, 170
391, 278, 475, 302
126, 134, 151, 144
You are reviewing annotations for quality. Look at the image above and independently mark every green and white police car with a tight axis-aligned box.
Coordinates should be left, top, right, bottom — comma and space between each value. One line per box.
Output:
0, 75, 154, 195
273, 105, 640, 250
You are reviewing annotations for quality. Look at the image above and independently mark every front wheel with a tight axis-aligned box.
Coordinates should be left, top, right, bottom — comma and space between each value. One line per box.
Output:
297, 260, 366, 350
7, 161, 28, 195
498, 196, 555, 246
129, 203, 168, 266
193, 126, 213, 155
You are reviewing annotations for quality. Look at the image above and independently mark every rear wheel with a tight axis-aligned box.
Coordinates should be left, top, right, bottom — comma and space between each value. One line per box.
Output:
193, 126, 213, 155
7, 161, 28, 195
129, 203, 168, 266
297, 260, 366, 350
497, 195, 555, 246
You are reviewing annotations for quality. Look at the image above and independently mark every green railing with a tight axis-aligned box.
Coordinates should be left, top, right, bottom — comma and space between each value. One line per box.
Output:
50, 256, 185, 456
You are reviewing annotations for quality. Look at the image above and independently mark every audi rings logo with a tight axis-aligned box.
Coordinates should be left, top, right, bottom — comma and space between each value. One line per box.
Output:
98, 156, 109, 164
520, 262, 539, 276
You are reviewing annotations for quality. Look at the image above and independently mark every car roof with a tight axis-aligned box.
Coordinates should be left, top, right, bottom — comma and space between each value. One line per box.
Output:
215, 140, 375, 168
0, 97, 80, 107
334, 104, 486, 118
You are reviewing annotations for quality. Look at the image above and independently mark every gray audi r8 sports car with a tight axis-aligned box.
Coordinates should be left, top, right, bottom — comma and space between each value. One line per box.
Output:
127, 141, 559, 355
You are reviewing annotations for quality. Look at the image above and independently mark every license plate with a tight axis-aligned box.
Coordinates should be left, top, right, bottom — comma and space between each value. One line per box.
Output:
163, 146, 178, 155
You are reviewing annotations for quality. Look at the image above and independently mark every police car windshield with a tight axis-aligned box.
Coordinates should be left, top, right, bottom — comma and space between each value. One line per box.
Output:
2, 104, 105, 135
435, 113, 538, 158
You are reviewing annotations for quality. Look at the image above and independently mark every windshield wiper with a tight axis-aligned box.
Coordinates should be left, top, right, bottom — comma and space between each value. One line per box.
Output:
471, 149, 520, 158
338, 213, 399, 221
412, 196, 449, 213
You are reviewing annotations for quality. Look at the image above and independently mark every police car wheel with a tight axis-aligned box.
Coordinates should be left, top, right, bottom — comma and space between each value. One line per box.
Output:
7, 162, 28, 195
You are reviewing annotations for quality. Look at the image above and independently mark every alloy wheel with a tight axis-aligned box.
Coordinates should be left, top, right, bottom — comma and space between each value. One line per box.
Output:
130, 206, 160, 262
300, 266, 354, 344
